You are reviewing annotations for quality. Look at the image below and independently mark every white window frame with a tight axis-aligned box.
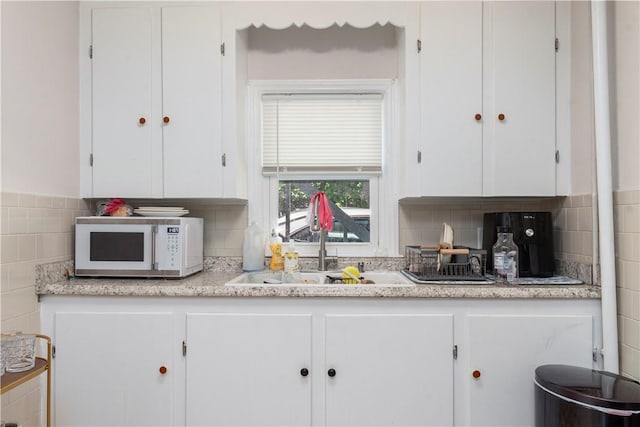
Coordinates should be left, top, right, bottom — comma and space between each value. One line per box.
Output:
247, 79, 399, 258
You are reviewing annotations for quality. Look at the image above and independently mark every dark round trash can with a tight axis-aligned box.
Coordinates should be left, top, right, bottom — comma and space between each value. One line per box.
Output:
535, 364, 640, 427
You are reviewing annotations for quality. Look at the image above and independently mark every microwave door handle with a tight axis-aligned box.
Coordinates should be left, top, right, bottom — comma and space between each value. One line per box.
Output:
151, 225, 159, 270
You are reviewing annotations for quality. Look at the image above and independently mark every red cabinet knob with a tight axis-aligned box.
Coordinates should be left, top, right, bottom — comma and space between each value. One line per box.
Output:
138, 117, 146, 125
475, 114, 482, 121
159, 366, 167, 375
498, 113, 506, 121
163, 116, 170, 124
472, 370, 481, 379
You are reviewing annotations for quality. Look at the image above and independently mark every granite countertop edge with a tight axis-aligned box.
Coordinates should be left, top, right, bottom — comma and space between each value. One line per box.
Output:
36, 271, 602, 299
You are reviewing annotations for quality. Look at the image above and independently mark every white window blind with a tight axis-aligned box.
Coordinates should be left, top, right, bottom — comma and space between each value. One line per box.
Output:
262, 94, 383, 174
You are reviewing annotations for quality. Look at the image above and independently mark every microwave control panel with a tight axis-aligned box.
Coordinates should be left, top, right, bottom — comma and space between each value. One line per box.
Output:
165, 226, 181, 268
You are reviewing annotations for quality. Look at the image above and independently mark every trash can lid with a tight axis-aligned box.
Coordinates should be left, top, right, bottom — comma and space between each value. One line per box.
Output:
535, 364, 640, 412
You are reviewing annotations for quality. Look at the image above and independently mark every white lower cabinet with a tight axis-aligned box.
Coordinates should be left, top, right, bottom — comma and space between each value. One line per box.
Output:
42, 297, 600, 427
184, 313, 452, 427
324, 314, 453, 426
464, 314, 594, 427
52, 312, 174, 427
185, 313, 313, 426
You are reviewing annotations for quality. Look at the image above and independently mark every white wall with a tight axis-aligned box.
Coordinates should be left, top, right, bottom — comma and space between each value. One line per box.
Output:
610, 1, 640, 382
247, 24, 398, 79
568, 0, 640, 381
569, 1, 595, 196
570, 0, 640, 194
611, 1, 640, 192
1, 1, 80, 198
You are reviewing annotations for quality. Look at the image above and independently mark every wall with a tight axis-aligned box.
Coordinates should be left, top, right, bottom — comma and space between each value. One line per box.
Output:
247, 24, 398, 79
569, 1, 595, 196
610, 1, 640, 381
610, 2, 640, 192
568, 1, 640, 380
1, 1, 81, 425
1, 1, 80, 198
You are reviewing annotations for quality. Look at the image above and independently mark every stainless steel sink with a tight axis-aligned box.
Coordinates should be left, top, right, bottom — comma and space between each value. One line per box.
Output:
225, 270, 414, 287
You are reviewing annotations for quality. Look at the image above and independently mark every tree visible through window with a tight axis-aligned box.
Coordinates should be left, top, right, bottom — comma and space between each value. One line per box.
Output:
278, 180, 370, 243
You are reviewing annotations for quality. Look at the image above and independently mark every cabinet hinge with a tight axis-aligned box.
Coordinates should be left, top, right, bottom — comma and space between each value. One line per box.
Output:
220, 42, 225, 56
593, 347, 599, 362
182, 341, 187, 357
555, 150, 560, 164
52, 345, 56, 359
221, 153, 227, 167
89, 45, 93, 59
417, 39, 422, 53
555, 38, 559, 52
417, 150, 422, 164
453, 345, 458, 360
89, 153, 93, 167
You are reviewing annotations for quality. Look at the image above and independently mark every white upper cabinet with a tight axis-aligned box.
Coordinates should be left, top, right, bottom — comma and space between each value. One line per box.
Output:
408, 1, 558, 197
483, 1, 556, 196
419, 1, 483, 196
91, 7, 161, 198
87, 5, 226, 198
83, 2, 562, 200
161, 7, 223, 198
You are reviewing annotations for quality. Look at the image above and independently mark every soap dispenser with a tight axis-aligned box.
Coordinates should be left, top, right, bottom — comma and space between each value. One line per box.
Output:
268, 229, 284, 271
284, 240, 299, 274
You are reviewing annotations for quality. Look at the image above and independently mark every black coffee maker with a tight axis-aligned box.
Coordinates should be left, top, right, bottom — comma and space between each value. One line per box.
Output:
483, 212, 555, 277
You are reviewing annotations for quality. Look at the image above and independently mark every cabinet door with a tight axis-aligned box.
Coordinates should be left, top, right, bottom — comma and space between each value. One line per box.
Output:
325, 314, 454, 426
185, 313, 312, 426
53, 312, 174, 426
420, 2, 483, 196
466, 314, 593, 426
161, 7, 223, 197
91, 8, 162, 198
483, 1, 556, 196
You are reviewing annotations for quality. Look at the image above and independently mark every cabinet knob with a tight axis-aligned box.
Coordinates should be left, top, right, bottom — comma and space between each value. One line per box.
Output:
327, 368, 336, 377
138, 117, 146, 125
300, 368, 309, 377
163, 116, 170, 124
475, 114, 482, 121
472, 370, 481, 379
498, 113, 506, 121
159, 366, 168, 375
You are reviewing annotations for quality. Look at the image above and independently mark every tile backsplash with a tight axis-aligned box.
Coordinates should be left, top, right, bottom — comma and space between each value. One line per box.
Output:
613, 190, 640, 381
399, 197, 559, 250
3, 187, 637, 427
1, 192, 91, 427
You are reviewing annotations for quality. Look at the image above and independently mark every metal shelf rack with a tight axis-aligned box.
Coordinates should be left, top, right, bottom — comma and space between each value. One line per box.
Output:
1, 334, 52, 427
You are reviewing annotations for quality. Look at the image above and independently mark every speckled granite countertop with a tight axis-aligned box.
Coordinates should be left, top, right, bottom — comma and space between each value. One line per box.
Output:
36, 271, 601, 299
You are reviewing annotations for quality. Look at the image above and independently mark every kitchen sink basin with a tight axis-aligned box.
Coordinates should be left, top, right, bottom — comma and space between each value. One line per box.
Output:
225, 270, 414, 287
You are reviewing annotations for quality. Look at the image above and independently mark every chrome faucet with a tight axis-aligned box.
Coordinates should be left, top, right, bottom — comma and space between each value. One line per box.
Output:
318, 229, 328, 271
311, 200, 328, 271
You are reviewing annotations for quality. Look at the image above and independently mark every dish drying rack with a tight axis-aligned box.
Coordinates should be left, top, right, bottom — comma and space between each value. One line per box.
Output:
403, 245, 487, 281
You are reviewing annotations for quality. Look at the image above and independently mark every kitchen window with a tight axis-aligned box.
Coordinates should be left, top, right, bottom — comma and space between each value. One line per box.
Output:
247, 80, 399, 257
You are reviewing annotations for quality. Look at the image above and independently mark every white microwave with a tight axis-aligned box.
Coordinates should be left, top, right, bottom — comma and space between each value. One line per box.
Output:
75, 216, 203, 278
